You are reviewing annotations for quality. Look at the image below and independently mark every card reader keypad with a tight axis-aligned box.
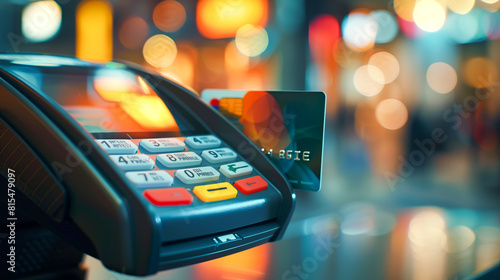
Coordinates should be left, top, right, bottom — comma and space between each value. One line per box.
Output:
96, 135, 270, 207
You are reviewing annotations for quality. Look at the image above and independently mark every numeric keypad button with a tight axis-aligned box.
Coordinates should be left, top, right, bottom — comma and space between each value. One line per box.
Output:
110, 154, 154, 171
125, 171, 173, 187
97, 139, 137, 154
201, 148, 237, 164
185, 135, 221, 149
139, 138, 185, 153
157, 152, 202, 168
175, 167, 220, 184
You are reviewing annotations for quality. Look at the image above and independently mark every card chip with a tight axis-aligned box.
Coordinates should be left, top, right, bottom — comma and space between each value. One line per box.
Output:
219, 98, 243, 118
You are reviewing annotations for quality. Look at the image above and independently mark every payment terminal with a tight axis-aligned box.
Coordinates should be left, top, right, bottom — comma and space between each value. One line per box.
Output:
0, 55, 295, 276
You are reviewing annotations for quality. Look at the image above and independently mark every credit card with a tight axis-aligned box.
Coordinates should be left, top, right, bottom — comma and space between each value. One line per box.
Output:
201, 90, 326, 191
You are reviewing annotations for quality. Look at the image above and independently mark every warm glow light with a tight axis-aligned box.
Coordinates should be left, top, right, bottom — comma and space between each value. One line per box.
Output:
372, 10, 399, 44
196, 0, 268, 39
426, 62, 457, 94
394, 0, 417, 22
159, 50, 195, 88
153, 0, 186, 32
235, 24, 269, 57
448, 0, 476, 14
120, 95, 179, 130
413, 0, 447, 32
342, 12, 378, 52
94, 69, 145, 102
375, 99, 408, 130
76, 0, 113, 62
119, 17, 149, 50
368, 52, 400, 84
408, 209, 448, 280
194, 244, 271, 280
93, 70, 179, 131
137, 76, 152, 95
464, 57, 499, 88
445, 226, 476, 253
408, 209, 447, 247
143, 34, 177, 68
479, 0, 500, 11
353, 65, 384, 97
225, 41, 249, 70
22, 1, 61, 42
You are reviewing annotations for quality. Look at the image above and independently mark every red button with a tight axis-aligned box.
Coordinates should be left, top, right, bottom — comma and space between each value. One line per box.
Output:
143, 188, 193, 206
234, 176, 268, 195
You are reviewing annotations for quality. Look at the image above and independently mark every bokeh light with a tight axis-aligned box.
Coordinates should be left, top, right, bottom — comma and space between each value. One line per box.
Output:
353, 65, 384, 97
408, 209, 446, 248
398, 16, 420, 38
447, 0, 476, 14
342, 11, 378, 52
446, 11, 483, 44
372, 10, 399, 44
393, 0, 417, 22
413, 0, 447, 32
119, 17, 149, 49
76, 0, 113, 62
463, 57, 499, 88
476, 226, 500, 272
309, 14, 340, 63
22, 0, 62, 43
160, 49, 195, 88
368, 52, 400, 84
426, 62, 457, 94
479, 0, 500, 12
467, 9, 490, 42
235, 24, 269, 57
408, 209, 448, 280
445, 226, 476, 253
225, 41, 249, 70
196, 0, 268, 39
143, 34, 177, 68
375, 99, 408, 130
153, 0, 186, 32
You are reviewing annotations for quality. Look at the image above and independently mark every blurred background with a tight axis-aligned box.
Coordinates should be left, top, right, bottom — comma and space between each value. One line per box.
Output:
1, 0, 500, 279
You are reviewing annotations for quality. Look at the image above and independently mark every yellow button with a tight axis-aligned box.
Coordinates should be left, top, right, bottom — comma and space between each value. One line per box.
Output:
193, 182, 238, 202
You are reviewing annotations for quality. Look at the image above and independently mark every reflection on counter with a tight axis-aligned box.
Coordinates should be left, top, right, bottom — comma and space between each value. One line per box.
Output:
84, 205, 500, 280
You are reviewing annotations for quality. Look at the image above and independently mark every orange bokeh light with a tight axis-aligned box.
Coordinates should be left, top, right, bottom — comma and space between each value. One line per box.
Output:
119, 16, 149, 50
76, 0, 113, 62
196, 0, 268, 39
153, 0, 186, 32
194, 243, 271, 280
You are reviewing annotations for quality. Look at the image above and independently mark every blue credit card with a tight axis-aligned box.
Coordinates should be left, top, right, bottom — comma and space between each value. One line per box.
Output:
201, 90, 326, 191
